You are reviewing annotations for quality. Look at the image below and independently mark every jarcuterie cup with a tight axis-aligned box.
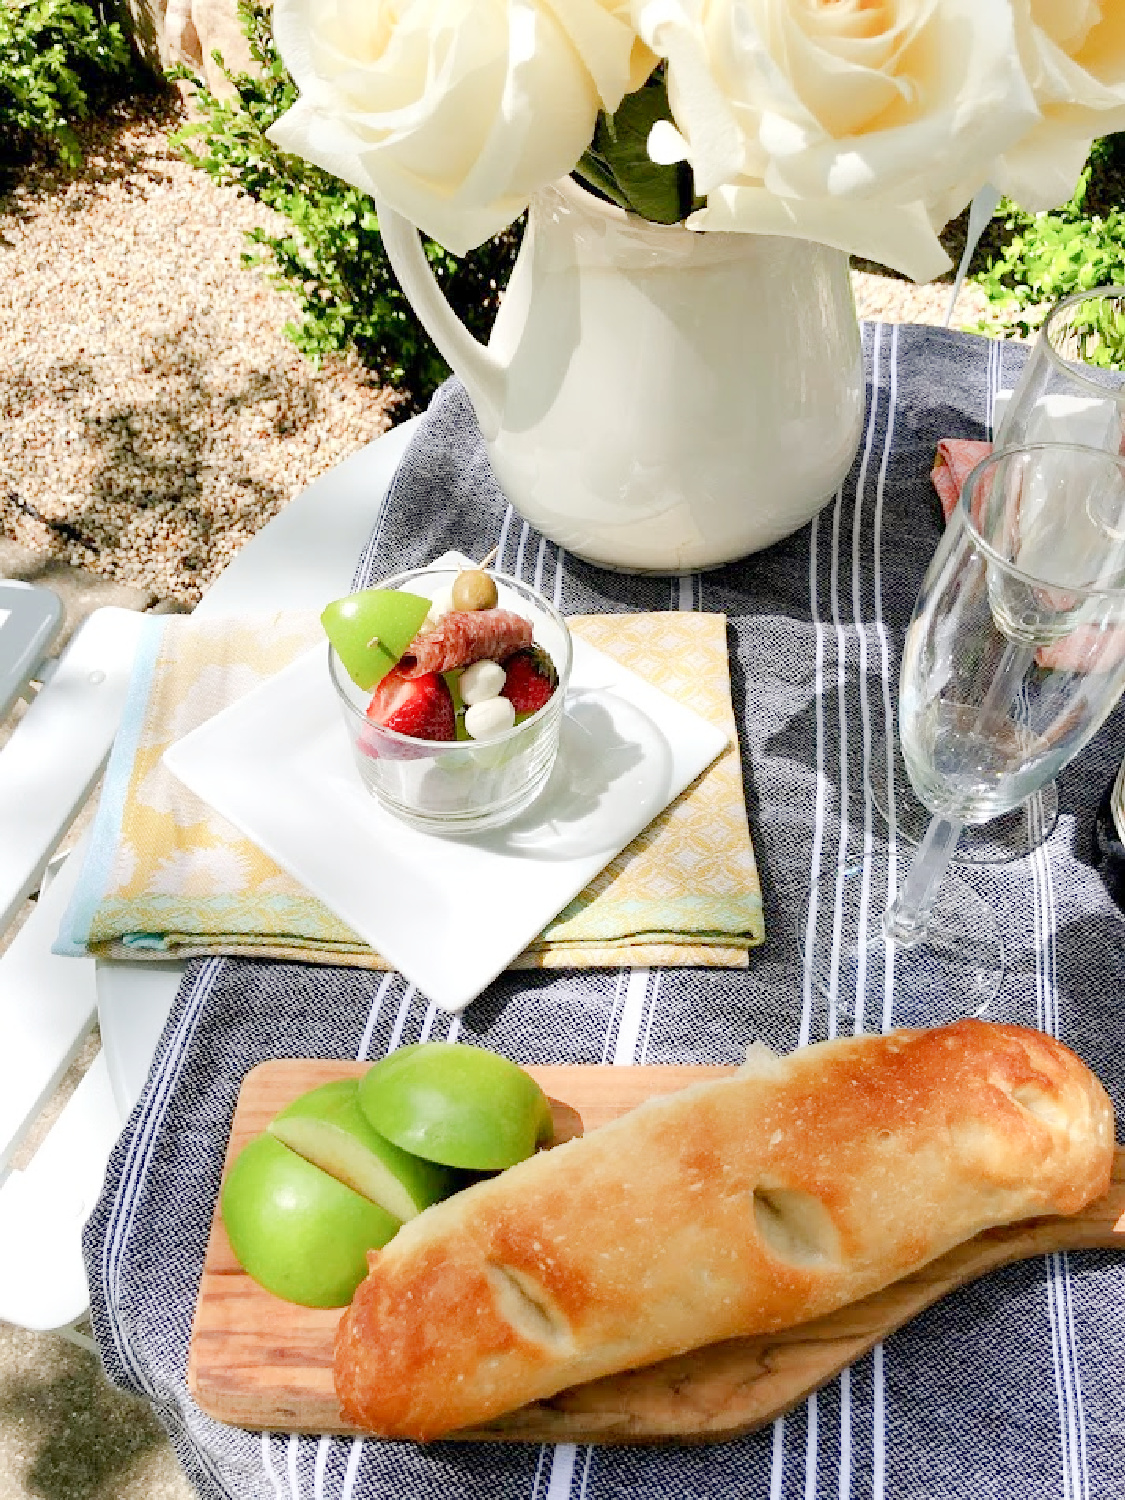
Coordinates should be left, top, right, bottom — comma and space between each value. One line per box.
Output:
328, 567, 573, 834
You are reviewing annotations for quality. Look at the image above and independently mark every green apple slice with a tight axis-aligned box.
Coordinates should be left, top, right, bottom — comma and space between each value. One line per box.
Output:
221, 1133, 401, 1307
442, 669, 472, 741
269, 1078, 456, 1222
358, 1043, 554, 1172
321, 587, 430, 690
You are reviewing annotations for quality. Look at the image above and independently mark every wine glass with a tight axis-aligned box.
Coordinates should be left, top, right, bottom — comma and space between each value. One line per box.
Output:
806, 442, 1125, 1024
872, 287, 1125, 866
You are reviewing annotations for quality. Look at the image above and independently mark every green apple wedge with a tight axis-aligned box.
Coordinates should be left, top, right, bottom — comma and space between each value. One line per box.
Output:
321, 587, 430, 690
358, 1043, 554, 1172
221, 1133, 401, 1307
268, 1078, 456, 1222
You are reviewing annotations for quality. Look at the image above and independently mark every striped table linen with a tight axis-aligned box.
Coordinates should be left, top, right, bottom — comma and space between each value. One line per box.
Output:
83, 324, 1125, 1500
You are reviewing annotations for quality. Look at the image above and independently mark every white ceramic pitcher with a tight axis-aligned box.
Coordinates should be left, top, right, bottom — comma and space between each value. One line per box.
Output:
378, 178, 864, 573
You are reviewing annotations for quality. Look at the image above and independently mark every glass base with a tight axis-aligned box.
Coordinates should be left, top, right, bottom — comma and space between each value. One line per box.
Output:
869, 752, 1059, 865
801, 851, 1004, 1030
360, 749, 557, 834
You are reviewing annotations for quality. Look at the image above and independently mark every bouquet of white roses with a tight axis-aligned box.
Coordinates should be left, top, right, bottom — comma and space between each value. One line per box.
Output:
267, 0, 1125, 285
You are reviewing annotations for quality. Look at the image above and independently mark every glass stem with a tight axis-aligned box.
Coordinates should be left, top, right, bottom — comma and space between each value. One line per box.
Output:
884, 816, 964, 947
978, 640, 1035, 734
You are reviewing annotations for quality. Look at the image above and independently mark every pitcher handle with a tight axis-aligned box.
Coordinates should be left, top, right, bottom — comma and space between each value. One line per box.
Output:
377, 201, 507, 441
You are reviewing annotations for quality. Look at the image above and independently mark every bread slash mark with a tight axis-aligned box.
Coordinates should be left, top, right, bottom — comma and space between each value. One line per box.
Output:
485, 1262, 573, 1348
752, 1187, 841, 1267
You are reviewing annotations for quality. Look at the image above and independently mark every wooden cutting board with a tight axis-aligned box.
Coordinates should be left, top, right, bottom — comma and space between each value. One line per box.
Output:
188, 1059, 1125, 1444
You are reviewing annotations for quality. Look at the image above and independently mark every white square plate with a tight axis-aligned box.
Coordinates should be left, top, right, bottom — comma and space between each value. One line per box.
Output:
163, 634, 727, 1012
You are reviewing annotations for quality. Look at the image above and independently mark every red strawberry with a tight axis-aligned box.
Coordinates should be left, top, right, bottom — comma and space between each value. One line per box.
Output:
366, 668, 455, 743
501, 651, 555, 715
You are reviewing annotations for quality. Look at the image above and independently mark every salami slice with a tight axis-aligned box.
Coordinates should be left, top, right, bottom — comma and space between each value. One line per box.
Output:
399, 609, 533, 676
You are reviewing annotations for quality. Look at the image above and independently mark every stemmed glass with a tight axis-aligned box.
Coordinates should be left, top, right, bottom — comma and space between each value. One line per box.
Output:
873, 286, 1125, 866
807, 442, 1125, 1023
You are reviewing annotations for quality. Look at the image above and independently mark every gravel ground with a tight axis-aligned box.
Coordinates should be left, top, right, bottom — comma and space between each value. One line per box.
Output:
0, 97, 397, 609
852, 266, 989, 329
0, 92, 1000, 1500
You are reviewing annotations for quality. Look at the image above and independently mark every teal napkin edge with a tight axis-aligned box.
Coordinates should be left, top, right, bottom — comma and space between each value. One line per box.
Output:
88, 892, 360, 946
53, 615, 169, 957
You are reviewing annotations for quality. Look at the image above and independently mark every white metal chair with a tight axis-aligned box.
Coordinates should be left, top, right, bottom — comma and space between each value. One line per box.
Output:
0, 588, 145, 1349
0, 418, 418, 1346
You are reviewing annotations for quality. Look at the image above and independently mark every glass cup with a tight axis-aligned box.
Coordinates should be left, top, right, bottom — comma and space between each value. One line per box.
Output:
998, 285, 1125, 452
329, 567, 572, 835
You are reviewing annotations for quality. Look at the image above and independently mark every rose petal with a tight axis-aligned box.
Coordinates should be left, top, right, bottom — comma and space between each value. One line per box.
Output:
647, 118, 690, 164
994, 3, 1125, 208
689, 185, 953, 284
267, 0, 634, 253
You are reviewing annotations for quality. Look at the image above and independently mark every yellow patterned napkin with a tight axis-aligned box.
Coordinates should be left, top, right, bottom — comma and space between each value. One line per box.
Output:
56, 611, 764, 969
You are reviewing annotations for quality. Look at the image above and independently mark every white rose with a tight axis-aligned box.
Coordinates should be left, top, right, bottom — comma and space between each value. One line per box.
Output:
267, 0, 649, 255
993, 2, 1125, 210
636, 0, 1040, 282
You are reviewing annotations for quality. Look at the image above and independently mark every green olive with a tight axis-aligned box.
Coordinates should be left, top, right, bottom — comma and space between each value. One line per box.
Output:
451, 569, 499, 612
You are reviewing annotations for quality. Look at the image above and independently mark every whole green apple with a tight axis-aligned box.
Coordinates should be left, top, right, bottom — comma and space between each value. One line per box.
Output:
358, 1043, 553, 1172
221, 1133, 401, 1307
269, 1078, 456, 1222
321, 588, 430, 690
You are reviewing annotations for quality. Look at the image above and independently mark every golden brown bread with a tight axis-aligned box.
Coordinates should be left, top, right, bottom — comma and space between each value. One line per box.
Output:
334, 1020, 1115, 1440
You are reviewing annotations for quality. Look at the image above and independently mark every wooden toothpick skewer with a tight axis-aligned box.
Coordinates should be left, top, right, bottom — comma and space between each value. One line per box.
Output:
366, 635, 380, 650
478, 545, 499, 570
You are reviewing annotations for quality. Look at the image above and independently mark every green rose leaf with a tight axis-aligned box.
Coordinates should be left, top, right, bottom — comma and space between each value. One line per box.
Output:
577, 81, 693, 226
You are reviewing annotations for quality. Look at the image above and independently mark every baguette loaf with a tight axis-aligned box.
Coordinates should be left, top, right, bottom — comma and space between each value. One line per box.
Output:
334, 1020, 1114, 1440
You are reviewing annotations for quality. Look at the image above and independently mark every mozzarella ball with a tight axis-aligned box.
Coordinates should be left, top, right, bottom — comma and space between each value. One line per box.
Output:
464, 697, 516, 740
459, 659, 506, 705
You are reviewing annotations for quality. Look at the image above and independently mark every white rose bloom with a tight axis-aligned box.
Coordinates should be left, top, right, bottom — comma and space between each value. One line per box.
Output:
994, 1, 1125, 210
635, 0, 1040, 282
267, 0, 648, 255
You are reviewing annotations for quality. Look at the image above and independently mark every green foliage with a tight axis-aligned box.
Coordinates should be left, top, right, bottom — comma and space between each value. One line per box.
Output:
575, 70, 695, 224
971, 137, 1125, 365
170, 0, 520, 414
0, 0, 133, 173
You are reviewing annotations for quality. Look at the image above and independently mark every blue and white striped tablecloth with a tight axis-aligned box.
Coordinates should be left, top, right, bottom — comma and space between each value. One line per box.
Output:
84, 323, 1125, 1500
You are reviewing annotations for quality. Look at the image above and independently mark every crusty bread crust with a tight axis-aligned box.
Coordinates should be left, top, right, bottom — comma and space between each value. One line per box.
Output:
334, 1021, 1114, 1440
